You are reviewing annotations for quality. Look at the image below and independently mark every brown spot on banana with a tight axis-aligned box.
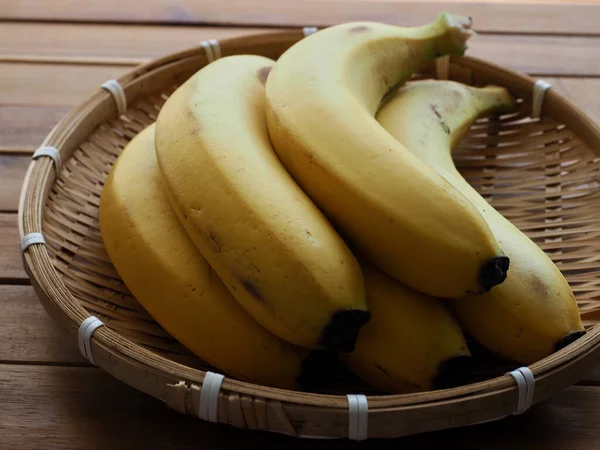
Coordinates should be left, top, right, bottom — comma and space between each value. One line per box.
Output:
349, 25, 370, 33
430, 104, 451, 134
258, 66, 272, 85
529, 274, 548, 299
242, 279, 264, 302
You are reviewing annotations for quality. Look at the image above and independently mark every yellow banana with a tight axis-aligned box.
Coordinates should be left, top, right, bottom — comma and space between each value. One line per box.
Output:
155, 55, 368, 351
265, 14, 509, 299
376, 79, 585, 364
99, 123, 309, 389
342, 263, 472, 393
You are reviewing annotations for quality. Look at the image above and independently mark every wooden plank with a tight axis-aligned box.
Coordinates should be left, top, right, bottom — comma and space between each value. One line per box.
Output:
0, 63, 128, 106
0, 23, 271, 65
2, 0, 600, 34
0, 105, 70, 148
0, 213, 27, 281
2, 23, 600, 76
0, 154, 30, 211
1, 363, 600, 449
546, 77, 600, 126
0, 285, 86, 364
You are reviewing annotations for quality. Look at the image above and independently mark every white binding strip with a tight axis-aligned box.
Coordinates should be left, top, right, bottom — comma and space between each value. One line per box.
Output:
508, 367, 535, 415
209, 38, 221, 60
101, 79, 127, 116
32, 146, 61, 175
78, 316, 105, 365
347, 394, 368, 441
436, 55, 450, 80
303, 26, 318, 37
532, 79, 552, 119
201, 41, 215, 62
201, 39, 221, 63
199, 371, 224, 422
20, 232, 46, 252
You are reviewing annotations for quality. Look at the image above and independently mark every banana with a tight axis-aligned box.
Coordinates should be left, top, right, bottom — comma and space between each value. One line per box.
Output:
99, 124, 311, 389
155, 55, 368, 351
265, 14, 509, 299
376, 79, 585, 364
342, 263, 472, 393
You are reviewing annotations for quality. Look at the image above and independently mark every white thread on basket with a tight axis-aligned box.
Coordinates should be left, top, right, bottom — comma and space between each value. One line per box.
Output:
32, 146, 61, 175
201, 39, 221, 63
303, 26, 318, 37
209, 38, 222, 60
20, 232, 46, 252
508, 367, 535, 415
101, 79, 127, 116
532, 79, 552, 119
347, 394, 368, 441
198, 371, 224, 422
78, 316, 105, 365
436, 55, 450, 80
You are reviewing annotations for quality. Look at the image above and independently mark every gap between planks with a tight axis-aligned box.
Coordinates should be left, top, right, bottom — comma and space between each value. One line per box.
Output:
2, 0, 600, 35
0, 22, 599, 77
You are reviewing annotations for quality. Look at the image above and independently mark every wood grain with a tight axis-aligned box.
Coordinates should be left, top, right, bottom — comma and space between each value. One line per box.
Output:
0, 105, 70, 148
1, 363, 600, 449
2, 0, 600, 34
0, 154, 30, 211
2, 23, 600, 77
0, 213, 27, 281
547, 77, 600, 126
0, 285, 86, 364
0, 63, 128, 106
0, 23, 271, 65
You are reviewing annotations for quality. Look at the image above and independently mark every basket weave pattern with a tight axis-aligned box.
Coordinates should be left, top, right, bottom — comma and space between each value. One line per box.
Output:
18, 32, 600, 439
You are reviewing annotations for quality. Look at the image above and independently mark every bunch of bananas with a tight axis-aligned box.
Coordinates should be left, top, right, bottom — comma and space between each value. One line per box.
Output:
99, 13, 585, 394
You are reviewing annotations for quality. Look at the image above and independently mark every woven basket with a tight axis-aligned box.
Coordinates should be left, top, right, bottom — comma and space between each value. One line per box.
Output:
18, 29, 600, 440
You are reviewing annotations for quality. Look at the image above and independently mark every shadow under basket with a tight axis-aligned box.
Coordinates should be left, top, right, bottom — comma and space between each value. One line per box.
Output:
17, 29, 600, 440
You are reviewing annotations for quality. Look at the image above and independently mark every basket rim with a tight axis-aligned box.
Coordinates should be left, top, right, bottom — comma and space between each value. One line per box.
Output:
16, 28, 600, 414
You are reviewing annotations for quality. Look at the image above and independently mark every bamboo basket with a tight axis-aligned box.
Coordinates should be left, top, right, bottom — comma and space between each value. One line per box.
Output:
17, 29, 600, 440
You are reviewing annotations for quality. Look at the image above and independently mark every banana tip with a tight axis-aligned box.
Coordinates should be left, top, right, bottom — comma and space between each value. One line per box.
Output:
555, 330, 587, 352
319, 309, 371, 353
478, 255, 510, 292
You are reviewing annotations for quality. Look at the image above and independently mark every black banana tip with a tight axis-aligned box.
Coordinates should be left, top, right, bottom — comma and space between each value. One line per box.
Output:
478, 256, 510, 292
431, 355, 476, 390
555, 330, 587, 352
319, 310, 371, 353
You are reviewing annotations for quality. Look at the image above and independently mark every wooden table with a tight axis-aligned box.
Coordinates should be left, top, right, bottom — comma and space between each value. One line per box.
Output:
2, 1, 600, 448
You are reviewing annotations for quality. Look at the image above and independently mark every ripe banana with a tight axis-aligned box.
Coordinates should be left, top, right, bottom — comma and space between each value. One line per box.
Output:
341, 263, 472, 393
155, 55, 368, 351
265, 14, 509, 299
376, 79, 585, 364
99, 123, 309, 389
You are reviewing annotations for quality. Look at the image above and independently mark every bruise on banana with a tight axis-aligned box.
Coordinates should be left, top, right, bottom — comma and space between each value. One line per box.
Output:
349, 25, 370, 33
242, 279, 264, 302
258, 66, 272, 85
